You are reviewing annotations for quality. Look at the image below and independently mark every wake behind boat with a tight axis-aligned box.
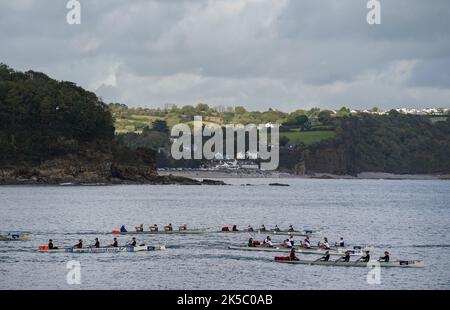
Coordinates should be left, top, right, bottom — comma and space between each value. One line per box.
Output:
38, 245, 165, 253
274, 259, 424, 268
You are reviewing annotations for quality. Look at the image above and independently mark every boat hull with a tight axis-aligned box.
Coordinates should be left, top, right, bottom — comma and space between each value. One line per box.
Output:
275, 259, 424, 268
228, 246, 364, 256
39, 245, 165, 253
112, 229, 207, 235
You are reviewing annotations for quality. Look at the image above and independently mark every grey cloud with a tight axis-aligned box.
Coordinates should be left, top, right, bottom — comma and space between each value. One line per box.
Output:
0, 0, 449, 111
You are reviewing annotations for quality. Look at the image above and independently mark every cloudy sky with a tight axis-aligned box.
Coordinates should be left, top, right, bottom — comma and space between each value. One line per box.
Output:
1, 0, 449, 111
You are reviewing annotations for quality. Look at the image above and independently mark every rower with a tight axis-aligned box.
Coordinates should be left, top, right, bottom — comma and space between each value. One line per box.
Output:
357, 251, 371, 263
74, 239, 83, 249
289, 248, 299, 261
110, 237, 118, 247
288, 225, 294, 232
337, 251, 351, 262
247, 225, 254, 232
281, 239, 290, 248
302, 236, 311, 248
320, 237, 331, 250
319, 251, 330, 262
263, 236, 273, 247
335, 237, 345, 247
179, 224, 187, 231
48, 239, 58, 250
248, 238, 255, 247
149, 224, 158, 231
120, 225, 127, 232
135, 224, 144, 232
232, 225, 239, 231
129, 237, 137, 247
164, 223, 173, 231
260, 224, 266, 232
274, 225, 281, 232
379, 251, 390, 262
288, 235, 295, 248
94, 238, 100, 248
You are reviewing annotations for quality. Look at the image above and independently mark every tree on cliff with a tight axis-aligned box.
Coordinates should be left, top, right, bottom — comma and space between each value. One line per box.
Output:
0, 64, 115, 164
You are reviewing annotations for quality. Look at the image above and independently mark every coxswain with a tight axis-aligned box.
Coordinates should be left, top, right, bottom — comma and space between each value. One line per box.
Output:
260, 224, 266, 232
94, 238, 100, 248
263, 236, 273, 247
179, 224, 187, 231
247, 225, 254, 232
378, 251, 390, 262
120, 225, 127, 232
48, 239, 58, 250
135, 224, 144, 232
274, 225, 281, 232
289, 248, 299, 261
74, 239, 83, 249
232, 225, 239, 231
164, 223, 173, 231
320, 251, 330, 261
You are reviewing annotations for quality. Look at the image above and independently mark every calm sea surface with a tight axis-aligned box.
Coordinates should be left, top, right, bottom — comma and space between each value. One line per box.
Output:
0, 179, 449, 290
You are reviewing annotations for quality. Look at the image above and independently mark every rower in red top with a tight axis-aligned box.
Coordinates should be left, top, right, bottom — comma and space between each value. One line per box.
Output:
289, 248, 299, 261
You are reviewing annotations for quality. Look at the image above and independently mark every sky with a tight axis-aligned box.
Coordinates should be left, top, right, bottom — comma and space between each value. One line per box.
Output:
1, 0, 449, 111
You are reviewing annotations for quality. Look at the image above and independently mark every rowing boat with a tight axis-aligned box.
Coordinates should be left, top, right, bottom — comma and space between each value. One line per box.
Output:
111, 228, 208, 235
217, 230, 321, 237
0, 232, 32, 241
228, 245, 365, 256
274, 259, 424, 268
38, 245, 165, 253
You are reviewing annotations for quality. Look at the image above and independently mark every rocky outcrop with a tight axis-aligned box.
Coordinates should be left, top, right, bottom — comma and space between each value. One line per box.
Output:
0, 157, 225, 185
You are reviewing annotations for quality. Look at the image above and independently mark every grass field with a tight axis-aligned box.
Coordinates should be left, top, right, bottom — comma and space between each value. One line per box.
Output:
280, 130, 336, 145
114, 114, 162, 133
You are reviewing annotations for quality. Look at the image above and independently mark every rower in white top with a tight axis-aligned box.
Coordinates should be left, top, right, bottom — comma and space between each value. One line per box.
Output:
263, 236, 273, 247
164, 223, 173, 231
135, 224, 144, 232
301, 236, 311, 248
179, 224, 187, 231
288, 234, 295, 247
318, 237, 331, 250
149, 224, 158, 231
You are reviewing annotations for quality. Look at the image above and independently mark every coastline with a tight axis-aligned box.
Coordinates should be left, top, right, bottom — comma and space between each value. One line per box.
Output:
158, 169, 449, 180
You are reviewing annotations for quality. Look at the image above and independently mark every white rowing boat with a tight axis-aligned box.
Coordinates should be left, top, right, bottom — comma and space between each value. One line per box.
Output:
0, 232, 32, 241
274, 259, 424, 268
38, 245, 165, 253
111, 228, 208, 235
217, 230, 321, 237
228, 245, 365, 256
